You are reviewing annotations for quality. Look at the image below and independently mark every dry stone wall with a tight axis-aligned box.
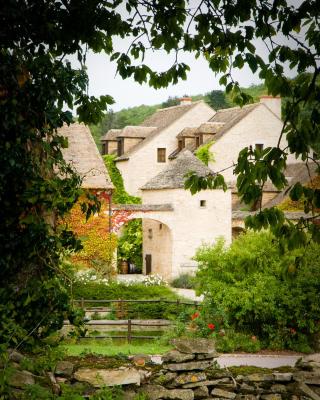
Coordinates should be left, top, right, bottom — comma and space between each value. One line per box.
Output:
3, 340, 320, 399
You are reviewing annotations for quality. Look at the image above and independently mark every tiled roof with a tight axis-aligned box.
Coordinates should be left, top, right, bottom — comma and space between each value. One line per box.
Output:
177, 127, 198, 138
141, 150, 213, 190
116, 101, 203, 161
196, 121, 225, 134
117, 126, 156, 138
263, 162, 318, 208
60, 123, 114, 190
101, 129, 121, 141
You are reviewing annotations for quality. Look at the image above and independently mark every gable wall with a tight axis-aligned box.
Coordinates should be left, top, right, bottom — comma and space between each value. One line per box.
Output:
117, 103, 215, 196
142, 187, 231, 279
208, 104, 299, 182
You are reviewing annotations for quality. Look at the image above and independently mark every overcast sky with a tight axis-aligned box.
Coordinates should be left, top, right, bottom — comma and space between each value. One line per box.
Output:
82, 49, 262, 112
73, 10, 300, 113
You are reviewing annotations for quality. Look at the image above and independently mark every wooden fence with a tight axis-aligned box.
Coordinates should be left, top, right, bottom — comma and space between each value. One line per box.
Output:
69, 298, 200, 342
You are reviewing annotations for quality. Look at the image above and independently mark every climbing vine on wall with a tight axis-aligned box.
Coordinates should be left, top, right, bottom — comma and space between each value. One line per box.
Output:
64, 194, 117, 277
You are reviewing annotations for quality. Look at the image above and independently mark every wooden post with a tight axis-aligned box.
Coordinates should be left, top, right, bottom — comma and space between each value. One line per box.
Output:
127, 319, 132, 344
81, 298, 84, 309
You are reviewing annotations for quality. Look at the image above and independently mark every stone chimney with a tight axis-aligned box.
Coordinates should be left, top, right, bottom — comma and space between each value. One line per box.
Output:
180, 97, 192, 105
259, 95, 281, 119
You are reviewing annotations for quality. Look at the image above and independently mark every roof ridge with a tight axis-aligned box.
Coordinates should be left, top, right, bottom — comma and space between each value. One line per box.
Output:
216, 103, 258, 113
155, 100, 203, 112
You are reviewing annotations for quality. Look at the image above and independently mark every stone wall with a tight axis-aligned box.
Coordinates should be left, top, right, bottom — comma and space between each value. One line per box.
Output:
208, 103, 300, 183
4, 339, 320, 399
117, 102, 215, 196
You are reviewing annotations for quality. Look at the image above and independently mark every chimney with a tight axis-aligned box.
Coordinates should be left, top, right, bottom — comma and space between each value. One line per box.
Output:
259, 95, 281, 119
180, 97, 192, 105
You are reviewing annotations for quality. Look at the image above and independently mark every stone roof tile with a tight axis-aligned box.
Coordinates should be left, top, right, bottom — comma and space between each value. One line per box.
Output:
141, 150, 213, 190
60, 123, 114, 190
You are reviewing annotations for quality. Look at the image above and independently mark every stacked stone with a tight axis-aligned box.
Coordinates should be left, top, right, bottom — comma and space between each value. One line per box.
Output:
4, 345, 320, 399
144, 338, 223, 400
142, 341, 320, 400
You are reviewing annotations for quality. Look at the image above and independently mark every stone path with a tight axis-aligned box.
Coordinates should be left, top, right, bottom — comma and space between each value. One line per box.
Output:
218, 354, 300, 368
151, 354, 301, 368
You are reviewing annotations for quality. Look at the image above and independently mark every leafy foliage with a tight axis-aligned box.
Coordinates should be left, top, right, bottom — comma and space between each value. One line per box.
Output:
63, 197, 118, 277
104, 155, 141, 204
103, 155, 142, 268
171, 274, 196, 289
72, 278, 186, 319
117, 219, 143, 271
194, 232, 320, 352
195, 140, 215, 166
2, 0, 318, 347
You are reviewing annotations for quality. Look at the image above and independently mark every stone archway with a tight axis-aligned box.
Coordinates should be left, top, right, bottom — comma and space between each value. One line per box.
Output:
111, 204, 174, 280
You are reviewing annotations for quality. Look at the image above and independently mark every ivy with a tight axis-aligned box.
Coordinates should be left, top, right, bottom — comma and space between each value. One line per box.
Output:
103, 155, 141, 204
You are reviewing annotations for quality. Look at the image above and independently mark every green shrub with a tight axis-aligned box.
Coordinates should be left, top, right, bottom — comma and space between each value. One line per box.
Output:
216, 330, 261, 353
171, 274, 196, 289
194, 231, 320, 352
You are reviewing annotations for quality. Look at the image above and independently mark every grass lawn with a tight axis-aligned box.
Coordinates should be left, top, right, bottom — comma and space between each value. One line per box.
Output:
62, 341, 173, 356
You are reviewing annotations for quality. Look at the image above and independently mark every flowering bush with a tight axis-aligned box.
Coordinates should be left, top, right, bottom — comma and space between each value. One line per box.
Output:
63, 195, 117, 277
189, 309, 217, 338
142, 274, 168, 286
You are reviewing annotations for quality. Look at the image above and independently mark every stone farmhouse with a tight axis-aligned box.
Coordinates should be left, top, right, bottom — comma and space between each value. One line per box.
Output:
101, 98, 215, 196
100, 96, 312, 279
61, 99, 311, 280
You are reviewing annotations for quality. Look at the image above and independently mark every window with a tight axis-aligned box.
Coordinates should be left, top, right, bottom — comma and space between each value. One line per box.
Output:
255, 143, 264, 152
117, 138, 124, 156
196, 136, 200, 147
157, 148, 166, 163
148, 229, 153, 239
178, 139, 184, 151
200, 200, 206, 208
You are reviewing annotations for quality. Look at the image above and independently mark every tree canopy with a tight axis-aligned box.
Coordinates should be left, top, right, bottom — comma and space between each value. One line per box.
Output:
1, 0, 319, 345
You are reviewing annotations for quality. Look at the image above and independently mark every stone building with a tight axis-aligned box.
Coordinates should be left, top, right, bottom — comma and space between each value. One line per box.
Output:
102, 99, 215, 196
98, 97, 313, 279
114, 151, 231, 279
60, 122, 114, 192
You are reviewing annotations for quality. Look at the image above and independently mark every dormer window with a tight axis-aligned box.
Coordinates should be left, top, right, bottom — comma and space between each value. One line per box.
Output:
178, 139, 184, 151
117, 138, 124, 156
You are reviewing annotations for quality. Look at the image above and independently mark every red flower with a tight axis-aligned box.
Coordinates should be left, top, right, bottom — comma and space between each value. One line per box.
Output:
207, 323, 215, 330
290, 328, 297, 335
191, 312, 200, 320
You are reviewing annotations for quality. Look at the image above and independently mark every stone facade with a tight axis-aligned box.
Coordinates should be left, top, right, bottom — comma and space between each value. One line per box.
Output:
117, 102, 214, 196
141, 187, 231, 279
208, 100, 299, 183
